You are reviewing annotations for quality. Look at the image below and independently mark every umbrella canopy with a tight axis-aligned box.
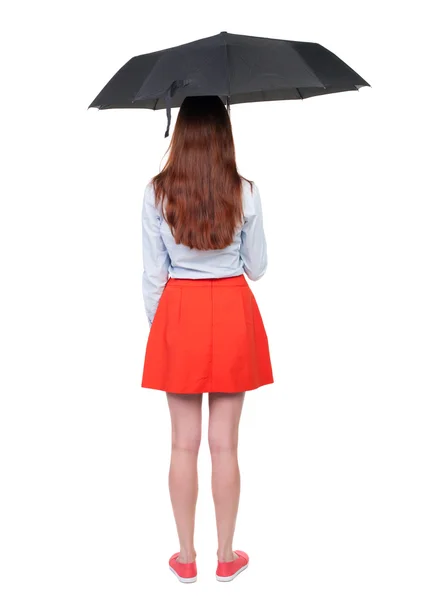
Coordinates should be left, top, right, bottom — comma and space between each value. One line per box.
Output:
88, 31, 371, 137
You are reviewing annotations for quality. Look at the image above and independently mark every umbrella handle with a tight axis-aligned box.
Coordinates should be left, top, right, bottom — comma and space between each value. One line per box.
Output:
164, 79, 192, 138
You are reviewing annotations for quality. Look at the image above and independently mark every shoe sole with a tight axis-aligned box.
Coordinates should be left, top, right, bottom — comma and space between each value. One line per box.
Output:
169, 566, 197, 583
216, 563, 249, 582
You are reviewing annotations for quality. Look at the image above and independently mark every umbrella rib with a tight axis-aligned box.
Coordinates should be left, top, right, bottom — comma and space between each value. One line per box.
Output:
132, 53, 166, 102
289, 44, 326, 90
296, 87, 303, 100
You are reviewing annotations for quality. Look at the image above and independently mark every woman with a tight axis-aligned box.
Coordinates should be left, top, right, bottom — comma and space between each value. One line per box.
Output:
141, 95, 274, 583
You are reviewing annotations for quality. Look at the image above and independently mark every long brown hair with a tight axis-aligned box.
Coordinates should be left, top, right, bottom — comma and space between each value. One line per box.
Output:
151, 96, 253, 250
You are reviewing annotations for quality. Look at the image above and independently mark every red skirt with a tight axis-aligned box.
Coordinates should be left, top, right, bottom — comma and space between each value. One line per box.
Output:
141, 274, 274, 393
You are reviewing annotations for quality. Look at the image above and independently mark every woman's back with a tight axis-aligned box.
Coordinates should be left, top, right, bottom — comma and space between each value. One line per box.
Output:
142, 176, 268, 325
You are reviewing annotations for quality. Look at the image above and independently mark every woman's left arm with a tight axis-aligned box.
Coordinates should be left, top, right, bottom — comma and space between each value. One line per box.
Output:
142, 182, 170, 327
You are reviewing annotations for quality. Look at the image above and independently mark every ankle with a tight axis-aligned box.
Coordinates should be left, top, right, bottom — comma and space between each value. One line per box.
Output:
217, 549, 236, 562
177, 550, 196, 563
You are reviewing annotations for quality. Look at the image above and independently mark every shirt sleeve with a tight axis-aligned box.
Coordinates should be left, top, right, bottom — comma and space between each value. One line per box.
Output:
142, 182, 170, 327
240, 182, 268, 281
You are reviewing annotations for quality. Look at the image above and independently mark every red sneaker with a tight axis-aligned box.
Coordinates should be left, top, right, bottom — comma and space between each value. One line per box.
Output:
168, 552, 197, 583
216, 550, 249, 582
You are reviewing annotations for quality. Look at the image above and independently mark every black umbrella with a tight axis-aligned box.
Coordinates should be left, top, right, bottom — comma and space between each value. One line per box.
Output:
88, 31, 371, 137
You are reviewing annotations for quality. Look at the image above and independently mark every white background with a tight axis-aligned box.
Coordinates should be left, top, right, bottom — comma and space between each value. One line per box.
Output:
1, 1, 421, 598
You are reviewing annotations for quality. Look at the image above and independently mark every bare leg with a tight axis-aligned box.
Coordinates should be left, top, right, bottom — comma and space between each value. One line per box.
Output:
208, 391, 245, 562
167, 392, 203, 563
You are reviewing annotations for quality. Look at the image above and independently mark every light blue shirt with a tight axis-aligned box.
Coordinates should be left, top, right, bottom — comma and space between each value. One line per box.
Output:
142, 177, 268, 327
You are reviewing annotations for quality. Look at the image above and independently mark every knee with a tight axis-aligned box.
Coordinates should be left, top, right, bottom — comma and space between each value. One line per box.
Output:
172, 431, 202, 454
208, 430, 238, 456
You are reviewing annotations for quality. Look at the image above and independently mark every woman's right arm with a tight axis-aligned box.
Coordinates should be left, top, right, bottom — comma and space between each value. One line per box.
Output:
240, 182, 268, 281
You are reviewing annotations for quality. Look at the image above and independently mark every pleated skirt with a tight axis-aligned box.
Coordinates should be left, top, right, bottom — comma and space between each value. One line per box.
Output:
141, 274, 274, 394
